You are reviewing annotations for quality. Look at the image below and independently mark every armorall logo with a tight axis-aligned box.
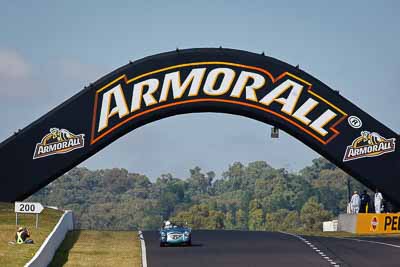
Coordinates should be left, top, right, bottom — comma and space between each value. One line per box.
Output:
343, 131, 396, 162
33, 128, 85, 159
91, 62, 348, 145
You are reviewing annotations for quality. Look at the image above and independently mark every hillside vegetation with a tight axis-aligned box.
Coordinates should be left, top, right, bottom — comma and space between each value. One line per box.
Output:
29, 158, 369, 232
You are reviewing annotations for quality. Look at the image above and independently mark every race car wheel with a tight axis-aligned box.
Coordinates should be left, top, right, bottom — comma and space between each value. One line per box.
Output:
160, 242, 165, 247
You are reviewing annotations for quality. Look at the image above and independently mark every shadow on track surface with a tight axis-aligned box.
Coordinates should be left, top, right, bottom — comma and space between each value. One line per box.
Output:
143, 230, 331, 267
161, 243, 204, 248
307, 236, 400, 267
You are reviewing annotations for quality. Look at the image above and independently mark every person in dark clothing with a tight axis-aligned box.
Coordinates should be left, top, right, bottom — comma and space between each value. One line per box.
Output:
15, 227, 34, 244
360, 190, 371, 213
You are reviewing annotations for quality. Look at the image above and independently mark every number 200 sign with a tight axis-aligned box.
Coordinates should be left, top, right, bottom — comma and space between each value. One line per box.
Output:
15, 202, 44, 214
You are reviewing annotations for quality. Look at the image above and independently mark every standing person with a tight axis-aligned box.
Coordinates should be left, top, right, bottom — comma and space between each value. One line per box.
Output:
374, 189, 383, 213
360, 190, 371, 213
350, 191, 361, 214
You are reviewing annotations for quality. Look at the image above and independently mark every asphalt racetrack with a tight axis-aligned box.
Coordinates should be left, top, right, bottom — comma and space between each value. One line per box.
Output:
143, 230, 400, 267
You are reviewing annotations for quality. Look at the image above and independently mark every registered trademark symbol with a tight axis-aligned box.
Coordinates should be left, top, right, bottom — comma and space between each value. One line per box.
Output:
348, 116, 362, 129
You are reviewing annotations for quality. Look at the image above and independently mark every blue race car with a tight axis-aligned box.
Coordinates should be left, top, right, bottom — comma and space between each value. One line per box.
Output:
159, 221, 192, 247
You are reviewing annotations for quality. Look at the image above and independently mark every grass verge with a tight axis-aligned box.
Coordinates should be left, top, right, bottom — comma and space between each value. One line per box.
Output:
0, 202, 63, 267
50, 230, 141, 267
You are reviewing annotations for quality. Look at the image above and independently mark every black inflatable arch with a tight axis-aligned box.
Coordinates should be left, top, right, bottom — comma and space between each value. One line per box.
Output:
0, 48, 398, 204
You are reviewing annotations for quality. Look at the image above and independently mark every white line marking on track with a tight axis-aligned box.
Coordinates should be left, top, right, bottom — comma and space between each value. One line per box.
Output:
138, 231, 148, 267
334, 237, 400, 249
279, 231, 340, 267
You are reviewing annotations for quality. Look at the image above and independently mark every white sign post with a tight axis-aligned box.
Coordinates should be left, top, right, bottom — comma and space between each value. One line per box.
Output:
15, 202, 44, 228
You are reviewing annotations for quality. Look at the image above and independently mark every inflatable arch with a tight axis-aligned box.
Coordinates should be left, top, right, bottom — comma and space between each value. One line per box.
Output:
0, 48, 398, 205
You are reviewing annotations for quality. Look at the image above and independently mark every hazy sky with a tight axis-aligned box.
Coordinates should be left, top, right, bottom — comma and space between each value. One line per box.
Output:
0, 1, 399, 180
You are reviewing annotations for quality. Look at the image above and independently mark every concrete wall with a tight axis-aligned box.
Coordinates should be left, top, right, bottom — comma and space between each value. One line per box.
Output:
25, 210, 74, 267
338, 214, 357, 233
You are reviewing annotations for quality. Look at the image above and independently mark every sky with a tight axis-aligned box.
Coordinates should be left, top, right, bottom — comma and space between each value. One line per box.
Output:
0, 0, 399, 180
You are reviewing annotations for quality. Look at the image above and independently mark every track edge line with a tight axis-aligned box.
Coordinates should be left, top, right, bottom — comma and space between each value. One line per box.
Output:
138, 231, 148, 267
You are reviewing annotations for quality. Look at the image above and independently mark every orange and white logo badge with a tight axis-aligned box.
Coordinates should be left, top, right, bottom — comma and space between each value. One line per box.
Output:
33, 128, 85, 159
371, 216, 379, 231
343, 131, 396, 162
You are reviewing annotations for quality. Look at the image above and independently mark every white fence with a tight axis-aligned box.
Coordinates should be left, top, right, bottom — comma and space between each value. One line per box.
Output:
25, 210, 74, 267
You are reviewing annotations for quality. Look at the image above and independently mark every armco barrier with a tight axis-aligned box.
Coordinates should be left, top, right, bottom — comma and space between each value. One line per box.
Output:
25, 210, 74, 267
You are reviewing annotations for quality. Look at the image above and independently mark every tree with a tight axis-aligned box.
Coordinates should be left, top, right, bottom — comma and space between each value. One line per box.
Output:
248, 204, 264, 231
235, 209, 248, 230
300, 197, 332, 232
224, 211, 235, 229
265, 209, 300, 231
29, 157, 359, 232
300, 158, 336, 182
221, 162, 246, 191
187, 167, 214, 196
171, 204, 224, 229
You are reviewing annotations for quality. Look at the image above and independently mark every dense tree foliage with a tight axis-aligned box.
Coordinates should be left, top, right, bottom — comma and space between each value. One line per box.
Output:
29, 158, 368, 232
